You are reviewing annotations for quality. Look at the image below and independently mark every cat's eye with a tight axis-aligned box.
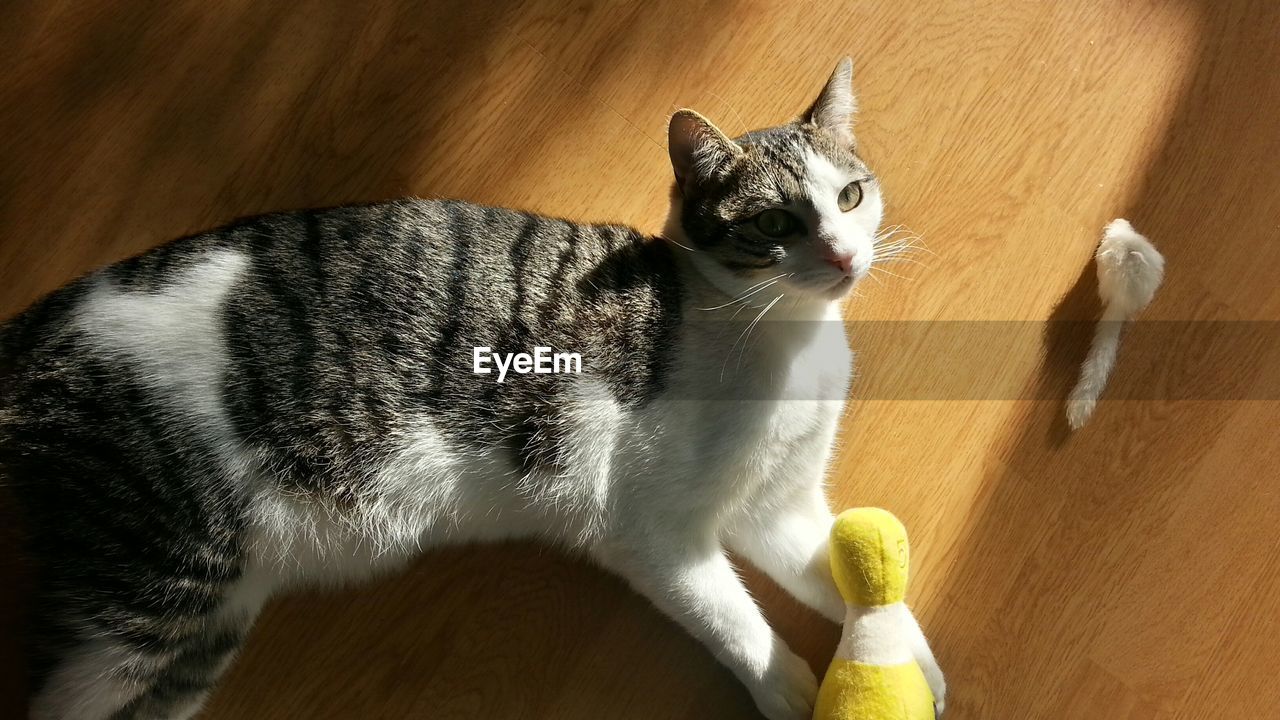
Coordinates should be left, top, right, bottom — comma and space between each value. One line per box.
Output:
754, 209, 797, 238
838, 181, 863, 212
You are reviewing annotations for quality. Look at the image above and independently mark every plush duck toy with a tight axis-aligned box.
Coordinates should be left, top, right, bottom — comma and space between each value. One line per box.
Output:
814, 508, 939, 720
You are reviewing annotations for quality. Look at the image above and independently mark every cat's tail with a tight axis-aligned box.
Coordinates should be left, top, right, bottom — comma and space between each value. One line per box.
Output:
1066, 303, 1128, 429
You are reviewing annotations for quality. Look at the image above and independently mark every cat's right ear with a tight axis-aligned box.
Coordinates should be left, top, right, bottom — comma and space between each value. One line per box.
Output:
668, 110, 740, 194
806, 57, 857, 146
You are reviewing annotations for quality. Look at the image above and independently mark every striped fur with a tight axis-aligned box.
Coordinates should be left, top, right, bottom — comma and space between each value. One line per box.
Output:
2, 59, 885, 720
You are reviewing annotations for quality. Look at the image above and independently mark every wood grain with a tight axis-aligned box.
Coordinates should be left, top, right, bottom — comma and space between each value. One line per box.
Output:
2, 1, 1278, 718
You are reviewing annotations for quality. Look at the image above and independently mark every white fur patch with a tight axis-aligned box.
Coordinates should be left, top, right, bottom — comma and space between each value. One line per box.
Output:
244, 416, 472, 589
29, 637, 155, 720
72, 250, 256, 479
533, 377, 624, 544
801, 148, 880, 277
71, 250, 288, 626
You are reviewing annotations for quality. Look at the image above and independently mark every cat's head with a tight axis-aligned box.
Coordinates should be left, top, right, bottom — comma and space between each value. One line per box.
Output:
666, 58, 882, 304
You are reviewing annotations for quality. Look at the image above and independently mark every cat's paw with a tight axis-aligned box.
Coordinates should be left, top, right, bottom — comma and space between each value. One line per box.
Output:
749, 638, 818, 720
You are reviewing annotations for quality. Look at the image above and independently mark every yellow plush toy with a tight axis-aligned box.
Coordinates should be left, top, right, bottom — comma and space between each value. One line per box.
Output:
814, 508, 941, 720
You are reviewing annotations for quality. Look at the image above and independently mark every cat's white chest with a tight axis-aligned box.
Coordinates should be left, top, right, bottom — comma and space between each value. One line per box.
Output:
784, 309, 853, 403
650, 307, 852, 510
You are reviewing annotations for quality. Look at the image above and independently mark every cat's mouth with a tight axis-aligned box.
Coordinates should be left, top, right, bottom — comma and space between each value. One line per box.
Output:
821, 274, 857, 299
826, 257, 873, 297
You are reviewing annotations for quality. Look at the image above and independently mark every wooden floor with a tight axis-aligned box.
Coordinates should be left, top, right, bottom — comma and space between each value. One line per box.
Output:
2, 1, 1279, 718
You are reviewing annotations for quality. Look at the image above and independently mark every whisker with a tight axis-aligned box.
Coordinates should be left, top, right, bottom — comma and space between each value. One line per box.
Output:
698, 279, 781, 311
875, 237, 923, 252
880, 236, 937, 258
870, 265, 912, 282
875, 243, 923, 258
873, 229, 916, 245
877, 246, 924, 260
873, 223, 936, 259
876, 255, 928, 268
697, 272, 792, 311
665, 236, 698, 253
734, 293, 785, 371
711, 300, 754, 346
720, 293, 784, 381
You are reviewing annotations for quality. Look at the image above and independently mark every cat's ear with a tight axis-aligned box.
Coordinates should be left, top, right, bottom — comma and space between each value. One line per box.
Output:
668, 109, 740, 193
806, 57, 857, 145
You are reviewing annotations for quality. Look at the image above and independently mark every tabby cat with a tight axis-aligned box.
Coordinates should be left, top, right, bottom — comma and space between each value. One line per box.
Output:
0, 58, 944, 720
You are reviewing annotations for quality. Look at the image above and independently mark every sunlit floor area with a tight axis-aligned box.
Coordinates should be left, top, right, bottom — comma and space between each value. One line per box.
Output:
2, 1, 1278, 718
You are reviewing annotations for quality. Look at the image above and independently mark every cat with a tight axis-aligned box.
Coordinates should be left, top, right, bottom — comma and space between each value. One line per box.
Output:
0, 58, 944, 720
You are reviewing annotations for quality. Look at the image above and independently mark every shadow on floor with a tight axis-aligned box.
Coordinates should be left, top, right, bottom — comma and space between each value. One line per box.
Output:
929, 1, 1280, 715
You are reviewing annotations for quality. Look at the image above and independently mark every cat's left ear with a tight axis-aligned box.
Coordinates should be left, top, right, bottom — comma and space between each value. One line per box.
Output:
806, 57, 857, 146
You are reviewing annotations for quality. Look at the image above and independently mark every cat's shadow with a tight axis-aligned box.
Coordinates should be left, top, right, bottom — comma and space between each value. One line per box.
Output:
206, 544, 773, 719
924, 1, 1280, 714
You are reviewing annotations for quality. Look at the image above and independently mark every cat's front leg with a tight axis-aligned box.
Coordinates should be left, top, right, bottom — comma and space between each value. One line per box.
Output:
724, 485, 846, 623
593, 536, 818, 720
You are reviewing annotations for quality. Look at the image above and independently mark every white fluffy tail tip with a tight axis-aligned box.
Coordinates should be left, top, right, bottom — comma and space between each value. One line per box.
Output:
1066, 396, 1095, 431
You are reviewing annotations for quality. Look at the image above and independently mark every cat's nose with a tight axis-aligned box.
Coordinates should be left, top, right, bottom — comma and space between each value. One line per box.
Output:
824, 252, 855, 276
